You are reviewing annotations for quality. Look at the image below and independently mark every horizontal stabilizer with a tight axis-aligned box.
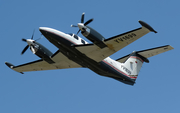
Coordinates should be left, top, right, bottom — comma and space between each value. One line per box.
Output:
116, 45, 174, 63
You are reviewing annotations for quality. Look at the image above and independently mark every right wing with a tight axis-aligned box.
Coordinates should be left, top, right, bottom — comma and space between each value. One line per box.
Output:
5, 50, 82, 73
75, 20, 157, 62
116, 45, 174, 63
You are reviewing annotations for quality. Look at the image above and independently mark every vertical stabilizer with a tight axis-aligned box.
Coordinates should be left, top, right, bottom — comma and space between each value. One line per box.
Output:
123, 52, 149, 81
116, 45, 173, 84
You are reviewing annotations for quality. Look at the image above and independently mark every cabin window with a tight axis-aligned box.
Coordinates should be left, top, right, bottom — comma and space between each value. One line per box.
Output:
130, 62, 133, 70
73, 34, 79, 40
81, 39, 86, 44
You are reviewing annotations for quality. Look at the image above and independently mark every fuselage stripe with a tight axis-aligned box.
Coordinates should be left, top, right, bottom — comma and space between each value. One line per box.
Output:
103, 60, 137, 79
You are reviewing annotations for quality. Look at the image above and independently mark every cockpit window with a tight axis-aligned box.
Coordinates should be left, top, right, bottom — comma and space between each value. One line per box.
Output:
73, 34, 79, 40
81, 39, 86, 44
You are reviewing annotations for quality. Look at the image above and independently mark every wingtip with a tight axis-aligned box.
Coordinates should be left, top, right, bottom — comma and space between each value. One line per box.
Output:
5, 62, 24, 74
5, 62, 15, 69
138, 20, 157, 33
166, 45, 174, 50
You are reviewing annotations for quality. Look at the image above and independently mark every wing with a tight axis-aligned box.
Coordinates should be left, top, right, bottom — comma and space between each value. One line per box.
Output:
75, 20, 156, 62
116, 45, 174, 63
5, 50, 82, 73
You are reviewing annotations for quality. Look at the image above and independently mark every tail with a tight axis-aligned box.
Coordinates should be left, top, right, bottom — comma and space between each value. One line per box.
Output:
122, 52, 149, 81
117, 45, 174, 83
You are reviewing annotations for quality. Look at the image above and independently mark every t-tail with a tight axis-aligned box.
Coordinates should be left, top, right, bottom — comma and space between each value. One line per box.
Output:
116, 45, 174, 85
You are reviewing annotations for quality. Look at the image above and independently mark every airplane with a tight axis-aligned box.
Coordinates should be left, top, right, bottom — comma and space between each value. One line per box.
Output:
5, 13, 174, 85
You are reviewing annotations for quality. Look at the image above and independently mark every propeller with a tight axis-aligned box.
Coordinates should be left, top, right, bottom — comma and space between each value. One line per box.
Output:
21, 30, 35, 55
71, 13, 94, 34
21, 30, 43, 55
21, 45, 29, 55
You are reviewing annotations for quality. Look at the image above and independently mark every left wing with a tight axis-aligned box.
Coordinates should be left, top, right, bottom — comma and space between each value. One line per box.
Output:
5, 50, 82, 73
75, 20, 157, 62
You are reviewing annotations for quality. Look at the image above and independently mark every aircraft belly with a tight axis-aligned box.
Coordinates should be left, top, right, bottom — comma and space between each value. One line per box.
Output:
98, 61, 135, 85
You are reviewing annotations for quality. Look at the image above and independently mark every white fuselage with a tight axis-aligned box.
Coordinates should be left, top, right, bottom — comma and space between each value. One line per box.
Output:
39, 27, 139, 85
39, 27, 127, 74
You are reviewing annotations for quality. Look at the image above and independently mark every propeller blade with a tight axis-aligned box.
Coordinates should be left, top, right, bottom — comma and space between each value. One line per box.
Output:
71, 13, 93, 34
22, 38, 27, 42
84, 18, 93, 26
71, 24, 78, 27
21, 45, 29, 55
81, 13, 85, 23
35, 35, 43, 41
31, 29, 35, 39
77, 29, 81, 34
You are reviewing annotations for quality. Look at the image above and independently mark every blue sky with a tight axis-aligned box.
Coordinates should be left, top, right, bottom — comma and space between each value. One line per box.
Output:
1, 0, 179, 113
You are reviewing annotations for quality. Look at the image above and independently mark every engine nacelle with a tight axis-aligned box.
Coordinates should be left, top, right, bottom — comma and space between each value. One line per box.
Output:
81, 26, 107, 48
30, 42, 55, 64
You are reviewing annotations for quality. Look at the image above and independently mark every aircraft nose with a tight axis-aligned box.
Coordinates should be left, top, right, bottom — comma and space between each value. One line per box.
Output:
39, 27, 52, 35
39, 27, 46, 34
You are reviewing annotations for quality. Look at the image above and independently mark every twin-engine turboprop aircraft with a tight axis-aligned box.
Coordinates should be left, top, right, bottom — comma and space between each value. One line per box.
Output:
5, 13, 174, 85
